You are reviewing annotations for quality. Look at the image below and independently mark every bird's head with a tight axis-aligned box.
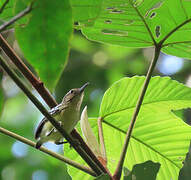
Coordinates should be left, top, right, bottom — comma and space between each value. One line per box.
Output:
62, 82, 89, 110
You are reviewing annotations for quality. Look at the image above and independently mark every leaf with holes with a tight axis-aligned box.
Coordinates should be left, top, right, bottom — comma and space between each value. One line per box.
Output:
72, 0, 191, 58
99, 76, 191, 180
71, 0, 102, 26
14, 0, 72, 90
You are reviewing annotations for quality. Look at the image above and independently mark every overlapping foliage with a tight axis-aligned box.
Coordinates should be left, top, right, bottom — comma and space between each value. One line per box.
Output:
0, 0, 191, 179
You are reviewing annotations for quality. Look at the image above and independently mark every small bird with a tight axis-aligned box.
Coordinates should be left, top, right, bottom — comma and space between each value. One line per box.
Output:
35, 83, 89, 149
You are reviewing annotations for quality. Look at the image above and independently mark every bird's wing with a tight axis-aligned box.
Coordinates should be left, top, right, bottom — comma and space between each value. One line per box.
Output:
34, 103, 67, 139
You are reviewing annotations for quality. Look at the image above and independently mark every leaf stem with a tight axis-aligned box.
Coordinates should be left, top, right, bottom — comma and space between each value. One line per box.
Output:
0, 2, 33, 32
98, 117, 107, 166
0, 126, 96, 176
113, 44, 162, 179
0, 55, 104, 176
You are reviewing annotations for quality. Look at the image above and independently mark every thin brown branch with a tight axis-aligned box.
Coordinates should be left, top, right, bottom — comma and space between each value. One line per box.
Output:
113, 45, 162, 180
0, 2, 33, 32
0, 55, 104, 176
0, 126, 96, 177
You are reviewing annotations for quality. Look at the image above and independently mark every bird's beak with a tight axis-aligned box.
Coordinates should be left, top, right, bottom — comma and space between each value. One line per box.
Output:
80, 82, 89, 93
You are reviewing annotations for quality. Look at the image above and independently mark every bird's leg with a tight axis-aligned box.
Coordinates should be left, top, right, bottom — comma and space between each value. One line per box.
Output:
55, 140, 68, 145
55, 140, 73, 149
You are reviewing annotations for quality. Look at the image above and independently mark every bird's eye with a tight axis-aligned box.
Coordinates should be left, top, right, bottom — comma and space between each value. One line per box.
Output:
70, 90, 74, 94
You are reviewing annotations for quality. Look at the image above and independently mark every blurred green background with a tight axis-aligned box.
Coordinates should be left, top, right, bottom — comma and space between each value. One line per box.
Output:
0, 30, 191, 180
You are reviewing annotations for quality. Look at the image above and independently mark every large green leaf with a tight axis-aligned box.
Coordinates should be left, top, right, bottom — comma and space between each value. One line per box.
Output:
65, 77, 191, 179
99, 76, 191, 179
72, 0, 191, 59
14, 0, 73, 90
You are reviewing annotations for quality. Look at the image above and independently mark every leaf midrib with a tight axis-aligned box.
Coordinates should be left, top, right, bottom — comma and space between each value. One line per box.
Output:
103, 120, 181, 169
101, 99, 191, 118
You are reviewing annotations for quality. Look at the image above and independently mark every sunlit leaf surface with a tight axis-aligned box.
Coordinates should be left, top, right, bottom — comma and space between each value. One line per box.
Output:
80, 106, 102, 158
0, 0, 14, 22
72, 0, 191, 58
100, 76, 191, 179
65, 76, 191, 180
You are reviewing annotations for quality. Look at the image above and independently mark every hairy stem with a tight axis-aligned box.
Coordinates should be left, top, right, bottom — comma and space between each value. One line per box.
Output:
0, 55, 103, 176
113, 45, 162, 179
0, 126, 96, 176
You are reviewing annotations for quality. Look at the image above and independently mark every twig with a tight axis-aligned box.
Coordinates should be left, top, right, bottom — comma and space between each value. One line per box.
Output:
113, 44, 162, 179
0, 55, 103, 176
0, 34, 57, 108
0, 0, 9, 14
0, 35, 108, 173
98, 117, 107, 166
0, 2, 33, 32
0, 126, 96, 176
